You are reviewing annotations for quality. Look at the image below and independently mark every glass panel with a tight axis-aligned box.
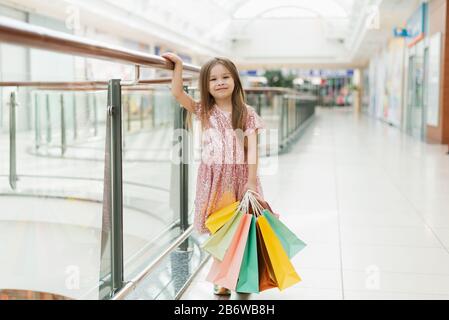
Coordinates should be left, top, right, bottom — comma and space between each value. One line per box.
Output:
264, 93, 281, 132
123, 233, 209, 300
288, 98, 296, 135
121, 85, 206, 298
0, 87, 107, 300
122, 86, 180, 281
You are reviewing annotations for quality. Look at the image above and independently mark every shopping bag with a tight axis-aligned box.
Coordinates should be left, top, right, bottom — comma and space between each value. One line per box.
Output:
208, 214, 252, 290
206, 258, 221, 284
202, 211, 243, 261
257, 215, 301, 291
205, 201, 240, 234
236, 215, 259, 293
256, 221, 278, 292
262, 209, 307, 259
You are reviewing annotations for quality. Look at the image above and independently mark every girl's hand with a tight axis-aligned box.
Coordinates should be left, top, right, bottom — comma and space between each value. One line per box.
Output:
244, 188, 279, 217
161, 52, 183, 66
243, 181, 258, 194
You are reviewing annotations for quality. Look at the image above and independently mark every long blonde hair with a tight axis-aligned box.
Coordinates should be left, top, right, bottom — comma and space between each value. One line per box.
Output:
198, 57, 248, 131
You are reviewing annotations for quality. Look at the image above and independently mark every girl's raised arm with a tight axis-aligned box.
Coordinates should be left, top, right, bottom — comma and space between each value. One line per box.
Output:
162, 52, 197, 113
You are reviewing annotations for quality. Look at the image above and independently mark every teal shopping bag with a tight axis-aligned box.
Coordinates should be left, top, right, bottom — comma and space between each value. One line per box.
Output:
262, 209, 306, 259
236, 215, 259, 293
202, 211, 243, 261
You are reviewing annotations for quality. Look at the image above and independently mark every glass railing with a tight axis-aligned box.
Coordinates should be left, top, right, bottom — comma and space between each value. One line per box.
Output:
0, 16, 204, 300
1, 86, 108, 300
0, 81, 207, 300
246, 88, 317, 153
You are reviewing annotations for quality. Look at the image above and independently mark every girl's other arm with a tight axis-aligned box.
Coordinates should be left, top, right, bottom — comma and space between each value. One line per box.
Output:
245, 131, 259, 192
161, 52, 197, 113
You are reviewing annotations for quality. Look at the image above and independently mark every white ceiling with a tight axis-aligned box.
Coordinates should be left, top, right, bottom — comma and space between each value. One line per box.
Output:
137, 0, 363, 47
351, 0, 422, 66
0, 0, 424, 68
216, 0, 354, 18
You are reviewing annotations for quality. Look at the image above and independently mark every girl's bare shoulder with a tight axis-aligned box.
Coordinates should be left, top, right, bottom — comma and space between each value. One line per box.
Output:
244, 104, 257, 114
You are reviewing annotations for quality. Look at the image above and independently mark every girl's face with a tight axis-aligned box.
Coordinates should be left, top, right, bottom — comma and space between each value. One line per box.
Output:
208, 63, 235, 101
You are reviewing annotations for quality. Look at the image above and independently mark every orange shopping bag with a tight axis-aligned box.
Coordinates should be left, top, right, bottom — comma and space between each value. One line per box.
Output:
256, 222, 278, 292
257, 215, 301, 291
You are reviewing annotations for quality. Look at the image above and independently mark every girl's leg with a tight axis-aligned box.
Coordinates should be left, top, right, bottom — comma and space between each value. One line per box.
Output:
214, 284, 231, 296
212, 258, 231, 296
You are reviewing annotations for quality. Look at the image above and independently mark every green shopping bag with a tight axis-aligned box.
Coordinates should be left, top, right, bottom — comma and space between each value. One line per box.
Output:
236, 215, 259, 293
202, 211, 243, 261
262, 209, 307, 259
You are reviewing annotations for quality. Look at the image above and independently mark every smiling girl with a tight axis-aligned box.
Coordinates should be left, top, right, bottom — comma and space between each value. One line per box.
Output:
162, 52, 265, 296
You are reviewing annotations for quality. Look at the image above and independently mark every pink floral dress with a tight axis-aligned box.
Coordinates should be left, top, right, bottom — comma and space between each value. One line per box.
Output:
193, 103, 265, 234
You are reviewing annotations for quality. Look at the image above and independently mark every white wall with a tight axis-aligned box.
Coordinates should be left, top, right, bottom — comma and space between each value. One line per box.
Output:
230, 19, 350, 64
0, 4, 28, 131
28, 14, 75, 82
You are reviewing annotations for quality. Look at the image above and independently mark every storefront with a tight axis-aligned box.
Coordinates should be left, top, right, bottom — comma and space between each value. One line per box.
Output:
364, 38, 406, 129
364, 0, 449, 145
425, 0, 449, 144
404, 3, 428, 141
403, 0, 449, 145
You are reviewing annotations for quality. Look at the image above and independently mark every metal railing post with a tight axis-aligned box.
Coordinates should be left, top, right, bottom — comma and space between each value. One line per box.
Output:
93, 94, 98, 137
151, 93, 156, 128
126, 94, 131, 132
285, 97, 288, 142
295, 98, 299, 131
9, 92, 18, 190
45, 94, 51, 144
73, 94, 78, 140
108, 79, 124, 294
279, 95, 286, 152
140, 95, 144, 130
257, 94, 262, 115
34, 93, 41, 150
60, 94, 66, 156
85, 91, 91, 130
178, 86, 190, 250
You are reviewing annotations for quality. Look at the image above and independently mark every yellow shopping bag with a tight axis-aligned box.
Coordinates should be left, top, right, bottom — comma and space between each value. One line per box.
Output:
205, 201, 240, 234
257, 215, 301, 291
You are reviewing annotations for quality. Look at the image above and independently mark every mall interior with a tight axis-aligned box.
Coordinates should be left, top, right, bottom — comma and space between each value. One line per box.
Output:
0, 0, 449, 300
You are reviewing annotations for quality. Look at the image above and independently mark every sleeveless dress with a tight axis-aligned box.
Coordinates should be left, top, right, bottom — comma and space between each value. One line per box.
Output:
193, 103, 265, 234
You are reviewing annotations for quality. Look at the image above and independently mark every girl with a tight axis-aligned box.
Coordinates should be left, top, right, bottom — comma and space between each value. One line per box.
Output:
162, 52, 265, 296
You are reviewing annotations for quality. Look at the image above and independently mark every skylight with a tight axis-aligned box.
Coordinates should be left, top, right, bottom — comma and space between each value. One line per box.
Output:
261, 6, 319, 19
233, 0, 350, 19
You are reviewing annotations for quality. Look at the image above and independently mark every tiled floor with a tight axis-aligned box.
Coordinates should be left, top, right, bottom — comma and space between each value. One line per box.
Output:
180, 107, 449, 300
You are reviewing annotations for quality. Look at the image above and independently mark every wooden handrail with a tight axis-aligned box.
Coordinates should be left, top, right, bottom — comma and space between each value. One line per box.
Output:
0, 17, 200, 73
244, 87, 293, 94
245, 87, 318, 100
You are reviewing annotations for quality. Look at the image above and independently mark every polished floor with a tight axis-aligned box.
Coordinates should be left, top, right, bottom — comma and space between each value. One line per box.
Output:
181, 107, 449, 300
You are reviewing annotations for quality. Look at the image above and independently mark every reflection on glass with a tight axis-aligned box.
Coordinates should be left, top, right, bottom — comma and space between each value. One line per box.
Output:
0, 87, 107, 300
121, 86, 181, 281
